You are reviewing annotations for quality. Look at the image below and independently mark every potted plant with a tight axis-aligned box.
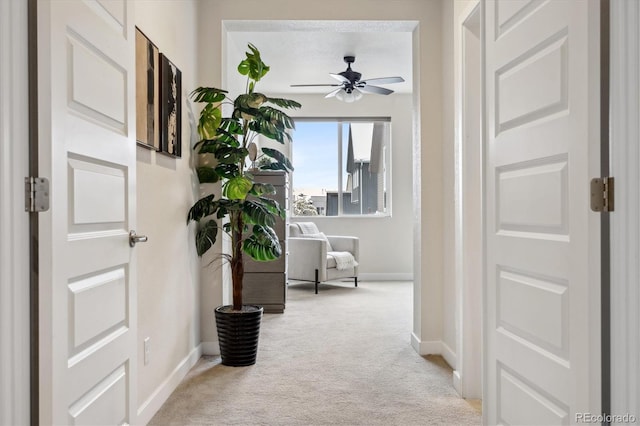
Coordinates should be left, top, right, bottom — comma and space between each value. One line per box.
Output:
187, 44, 300, 366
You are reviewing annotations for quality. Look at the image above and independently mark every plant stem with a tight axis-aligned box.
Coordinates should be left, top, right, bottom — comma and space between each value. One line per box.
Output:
231, 116, 249, 310
241, 121, 250, 150
231, 211, 244, 310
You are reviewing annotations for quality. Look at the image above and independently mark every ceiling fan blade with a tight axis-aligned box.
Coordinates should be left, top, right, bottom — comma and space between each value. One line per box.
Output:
360, 76, 405, 85
290, 84, 342, 87
329, 73, 350, 83
324, 88, 343, 98
359, 85, 394, 95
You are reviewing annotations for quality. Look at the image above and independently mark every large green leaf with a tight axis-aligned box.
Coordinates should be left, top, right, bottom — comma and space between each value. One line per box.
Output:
266, 97, 302, 110
259, 106, 295, 129
237, 43, 270, 82
224, 176, 253, 200
246, 93, 267, 108
188, 197, 244, 225
249, 121, 292, 144
237, 61, 250, 76
248, 107, 296, 144
257, 196, 285, 219
259, 162, 289, 172
219, 118, 243, 135
233, 95, 262, 120
195, 220, 218, 256
249, 183, 275, 197
214, 163, 240, 179
217, 199, 243, 211
197, 103, 222, 139
208, 119, 242, 147
214, 146, 249, 164
196, 166, 219, 184
187, 194, 216, 223
242, 225, 281, 261
190, 87, 227, 103
261, 147, 294, 172
197, 139, 225, 154
242, 200, 276, 228
248, 120, 283, 143
215, 199, 243, 220
197, 130, 241, 152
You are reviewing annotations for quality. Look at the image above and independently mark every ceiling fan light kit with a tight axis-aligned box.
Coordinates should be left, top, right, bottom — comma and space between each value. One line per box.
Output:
335, 88, 363, 103
291, 55, 404, 103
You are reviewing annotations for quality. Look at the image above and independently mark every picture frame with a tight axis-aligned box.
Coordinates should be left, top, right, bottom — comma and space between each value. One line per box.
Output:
159, 53, 182, 157
135, 27, 160, 150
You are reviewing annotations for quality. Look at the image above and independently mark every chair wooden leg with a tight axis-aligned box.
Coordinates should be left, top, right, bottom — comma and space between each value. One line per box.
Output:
355, 276, 358, 287
315, 269, 319, 294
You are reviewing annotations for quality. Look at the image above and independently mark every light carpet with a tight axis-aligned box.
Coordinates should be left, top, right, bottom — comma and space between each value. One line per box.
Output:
149, 280, 481, 425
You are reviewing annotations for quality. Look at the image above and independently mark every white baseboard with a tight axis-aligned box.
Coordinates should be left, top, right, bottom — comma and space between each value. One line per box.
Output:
411, 335, 462, 396
201, 340, 220, 356
136, 344, 202, 425
410, 333, 442, 355
441, 341, 457, 370
358, 273, 413, 281
410, 336, 458, 366
452, 370, 462, 396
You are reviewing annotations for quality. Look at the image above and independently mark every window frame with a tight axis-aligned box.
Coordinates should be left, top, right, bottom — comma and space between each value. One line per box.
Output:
291, 116, 392, 218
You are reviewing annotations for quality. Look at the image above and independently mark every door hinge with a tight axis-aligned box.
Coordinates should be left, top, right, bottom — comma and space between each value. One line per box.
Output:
24, 177, 50, 213
590, 177, 614, 212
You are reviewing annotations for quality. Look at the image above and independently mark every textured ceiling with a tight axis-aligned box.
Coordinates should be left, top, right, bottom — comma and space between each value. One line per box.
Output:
224, 21, 415, 97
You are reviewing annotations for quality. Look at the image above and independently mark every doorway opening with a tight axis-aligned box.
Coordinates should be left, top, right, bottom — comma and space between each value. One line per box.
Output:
220, 20, 418, 319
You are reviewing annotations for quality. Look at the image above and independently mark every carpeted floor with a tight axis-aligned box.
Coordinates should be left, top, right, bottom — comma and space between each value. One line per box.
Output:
149, 280, 482, 425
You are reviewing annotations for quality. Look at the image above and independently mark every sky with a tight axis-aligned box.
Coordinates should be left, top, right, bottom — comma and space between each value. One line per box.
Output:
291, 121, 376, 198
290, 121, 341, 196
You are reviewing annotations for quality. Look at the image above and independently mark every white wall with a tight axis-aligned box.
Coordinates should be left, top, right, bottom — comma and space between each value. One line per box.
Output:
133, 1, 202, 422
197, 0, 444, 357
458, 5, 482, 399
441, 0, 457, 367
283, 94, 414, 280
440, 0, 480, 376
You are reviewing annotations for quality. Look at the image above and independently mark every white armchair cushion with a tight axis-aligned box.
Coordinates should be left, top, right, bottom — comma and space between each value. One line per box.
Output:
297, 222, 320, 234
300, 232, 333, 251
326, 236, 358, 259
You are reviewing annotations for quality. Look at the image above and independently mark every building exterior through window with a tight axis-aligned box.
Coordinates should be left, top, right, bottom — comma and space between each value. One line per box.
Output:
291, 119, 391, 217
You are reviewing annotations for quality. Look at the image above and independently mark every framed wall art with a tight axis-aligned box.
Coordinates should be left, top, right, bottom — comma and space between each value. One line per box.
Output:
135, 27, 160, 150
159, 53, 182, 157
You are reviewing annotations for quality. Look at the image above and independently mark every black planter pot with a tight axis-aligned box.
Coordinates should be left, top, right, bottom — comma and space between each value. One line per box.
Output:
214, 305, 263, 366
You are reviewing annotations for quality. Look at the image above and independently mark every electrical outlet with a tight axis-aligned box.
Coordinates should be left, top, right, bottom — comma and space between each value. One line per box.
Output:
144, 337, 150, 365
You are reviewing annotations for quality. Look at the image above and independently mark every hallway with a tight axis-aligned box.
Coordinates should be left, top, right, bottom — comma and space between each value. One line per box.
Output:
150, 281, 481, 425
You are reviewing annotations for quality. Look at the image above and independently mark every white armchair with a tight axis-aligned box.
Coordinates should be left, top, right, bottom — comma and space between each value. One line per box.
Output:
288, 222, 359, 294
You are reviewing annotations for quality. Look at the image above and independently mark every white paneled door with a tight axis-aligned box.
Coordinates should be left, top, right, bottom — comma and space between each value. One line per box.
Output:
484, 0, 602, 424
37, 0, 137, 424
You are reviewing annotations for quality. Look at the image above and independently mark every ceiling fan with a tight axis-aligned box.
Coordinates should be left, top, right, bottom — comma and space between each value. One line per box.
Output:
290, 56, 405, 103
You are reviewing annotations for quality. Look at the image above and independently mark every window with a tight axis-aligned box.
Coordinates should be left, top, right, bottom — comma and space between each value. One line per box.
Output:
291, 119, 391, 217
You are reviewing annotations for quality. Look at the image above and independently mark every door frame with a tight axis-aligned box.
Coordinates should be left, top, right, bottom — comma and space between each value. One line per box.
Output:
0, 0, 31, 424
454, 0, 482, 400
610, 0, 640, 419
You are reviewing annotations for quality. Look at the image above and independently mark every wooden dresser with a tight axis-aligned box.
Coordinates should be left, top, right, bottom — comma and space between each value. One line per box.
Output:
242, 171, 288, 313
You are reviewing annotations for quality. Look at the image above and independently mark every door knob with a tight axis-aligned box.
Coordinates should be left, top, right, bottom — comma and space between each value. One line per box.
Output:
129, 230, 148, 247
